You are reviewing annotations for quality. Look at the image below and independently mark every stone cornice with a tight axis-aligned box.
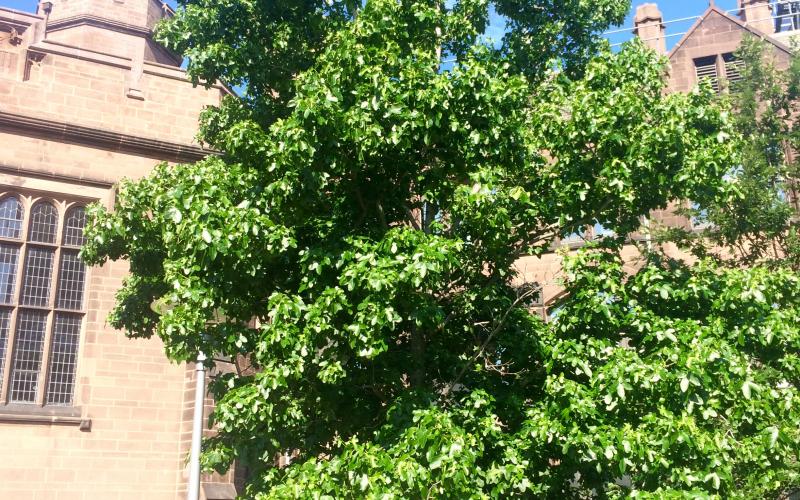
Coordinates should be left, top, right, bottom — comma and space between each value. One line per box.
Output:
0, 164, 115, 190
29, 39, 133, 69
0, 6, 43, 33
47, 14, 151, 38
0, 111, 218, 163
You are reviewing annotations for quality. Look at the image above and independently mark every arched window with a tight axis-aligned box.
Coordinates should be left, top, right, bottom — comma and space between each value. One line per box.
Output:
28, 201, 58, 244
63, 206, 86, 247
0, 195, 89, 407
48, 205, 87, 405
0, 198, 21, 305
57, 207, 87, 311
0, 196, 23, 239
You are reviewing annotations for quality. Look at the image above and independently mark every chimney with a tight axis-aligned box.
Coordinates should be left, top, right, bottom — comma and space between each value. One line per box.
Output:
739, 0, 775, 34
634, 3, 667, 55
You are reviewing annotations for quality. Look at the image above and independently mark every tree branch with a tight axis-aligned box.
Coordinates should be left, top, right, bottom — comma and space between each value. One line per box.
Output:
404, 204, 422, 231
443, 285, 539, 397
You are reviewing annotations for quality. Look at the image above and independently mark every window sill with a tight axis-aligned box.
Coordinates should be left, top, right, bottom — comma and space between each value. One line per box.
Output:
0, 404, 91, 430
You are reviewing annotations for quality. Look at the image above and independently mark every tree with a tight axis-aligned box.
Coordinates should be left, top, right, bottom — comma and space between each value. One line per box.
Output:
670, 35, 800, 270
516, 249, 800, 498
79, 0, 800, 496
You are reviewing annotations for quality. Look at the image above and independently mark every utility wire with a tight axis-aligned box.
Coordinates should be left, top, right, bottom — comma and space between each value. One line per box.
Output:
603, 2, 794, 36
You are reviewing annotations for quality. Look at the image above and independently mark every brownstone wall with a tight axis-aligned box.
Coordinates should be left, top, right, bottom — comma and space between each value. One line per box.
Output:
0, 2, 228, 498
668, 9, 791, 92
1, 42, 222, 145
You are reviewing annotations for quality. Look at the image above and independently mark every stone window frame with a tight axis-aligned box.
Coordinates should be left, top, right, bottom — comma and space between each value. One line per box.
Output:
0, 188, 91, 412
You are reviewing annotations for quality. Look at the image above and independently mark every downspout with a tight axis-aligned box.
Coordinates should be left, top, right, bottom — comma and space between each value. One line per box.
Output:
187, 350, 207, 500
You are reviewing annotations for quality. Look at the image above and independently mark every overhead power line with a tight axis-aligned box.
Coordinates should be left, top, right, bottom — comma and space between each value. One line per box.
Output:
602, 2, 794, 36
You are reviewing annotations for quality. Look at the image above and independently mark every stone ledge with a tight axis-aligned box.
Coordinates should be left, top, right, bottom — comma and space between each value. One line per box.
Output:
202, 483, 237, 500
0, 404, 91, 430
0, 110, 218, 163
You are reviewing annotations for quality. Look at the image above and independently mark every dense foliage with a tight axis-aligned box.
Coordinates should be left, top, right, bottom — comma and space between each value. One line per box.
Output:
254, 250, 800, 498
671, 36, 800, 270
81, 0, 800, 497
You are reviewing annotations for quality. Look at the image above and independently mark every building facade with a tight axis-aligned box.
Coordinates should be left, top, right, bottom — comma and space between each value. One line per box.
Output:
0, 1, 237, 498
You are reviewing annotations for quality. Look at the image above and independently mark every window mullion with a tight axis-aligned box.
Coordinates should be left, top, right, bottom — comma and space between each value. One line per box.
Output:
0, 196, 29, 404
36, 203, 65, 406
0, 312, 15, 404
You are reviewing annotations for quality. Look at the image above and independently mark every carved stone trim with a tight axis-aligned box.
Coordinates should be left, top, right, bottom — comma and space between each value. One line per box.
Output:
0, 111, 218, 163
22, 49, 44, 81
1, 27, 23, 45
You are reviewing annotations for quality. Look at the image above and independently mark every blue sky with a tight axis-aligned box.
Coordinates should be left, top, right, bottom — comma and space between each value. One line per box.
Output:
1, 0, 740, 50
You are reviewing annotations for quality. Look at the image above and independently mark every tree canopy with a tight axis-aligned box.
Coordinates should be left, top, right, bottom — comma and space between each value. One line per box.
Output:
82, 0, 800, 497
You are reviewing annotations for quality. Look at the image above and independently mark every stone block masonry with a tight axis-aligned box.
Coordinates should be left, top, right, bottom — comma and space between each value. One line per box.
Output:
0, 1, 235, 498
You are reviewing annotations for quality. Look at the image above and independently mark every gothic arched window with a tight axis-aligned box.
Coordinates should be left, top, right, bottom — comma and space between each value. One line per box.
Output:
0, 195, 88, 407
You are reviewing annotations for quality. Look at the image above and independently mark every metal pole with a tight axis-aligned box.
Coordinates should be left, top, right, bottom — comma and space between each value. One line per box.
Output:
187, 350, 207, 500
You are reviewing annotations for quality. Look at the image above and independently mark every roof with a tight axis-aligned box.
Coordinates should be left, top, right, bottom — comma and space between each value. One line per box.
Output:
668, 5, 794, 60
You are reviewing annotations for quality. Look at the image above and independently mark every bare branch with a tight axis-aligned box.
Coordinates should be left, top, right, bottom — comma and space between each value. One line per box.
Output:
443, 285, 539, 397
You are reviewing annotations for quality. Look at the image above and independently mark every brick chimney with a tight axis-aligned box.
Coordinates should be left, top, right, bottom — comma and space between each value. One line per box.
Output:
739, 0, 775, 34
634, 3, 666, 55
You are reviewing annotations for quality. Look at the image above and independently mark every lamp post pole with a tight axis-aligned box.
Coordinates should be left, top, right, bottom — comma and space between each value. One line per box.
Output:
187, 349, 207, 500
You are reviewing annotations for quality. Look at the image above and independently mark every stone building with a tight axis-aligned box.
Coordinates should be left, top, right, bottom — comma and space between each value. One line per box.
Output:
520, 0, 798, 317
0, 0, 237, 498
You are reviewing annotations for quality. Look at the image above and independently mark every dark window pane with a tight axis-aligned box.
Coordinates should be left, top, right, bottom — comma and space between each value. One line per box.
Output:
45, 313, 81, 406
62, 206, 86, 247
0, 310, 10, 391
0, 197, 23, 239
0, 244, 19, 304
56, 251, 86, 310
28, 202, 58, 244
21, 247, 55, 307
9, 310, 48, 403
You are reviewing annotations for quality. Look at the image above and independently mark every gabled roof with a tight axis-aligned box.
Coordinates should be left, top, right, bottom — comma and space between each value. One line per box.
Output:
668, 5, 794, 60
